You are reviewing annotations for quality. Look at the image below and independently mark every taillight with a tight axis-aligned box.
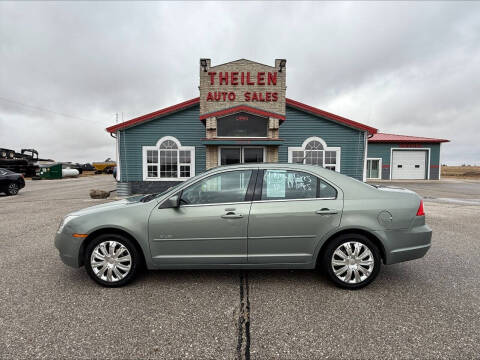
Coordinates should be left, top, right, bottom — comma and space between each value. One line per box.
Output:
416, 200, 425, 216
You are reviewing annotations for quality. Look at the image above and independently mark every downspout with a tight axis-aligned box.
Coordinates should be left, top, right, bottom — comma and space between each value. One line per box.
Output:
362, 131, 368, 182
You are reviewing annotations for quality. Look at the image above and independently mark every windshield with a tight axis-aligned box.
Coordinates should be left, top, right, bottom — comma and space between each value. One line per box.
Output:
139, 175, 201, 202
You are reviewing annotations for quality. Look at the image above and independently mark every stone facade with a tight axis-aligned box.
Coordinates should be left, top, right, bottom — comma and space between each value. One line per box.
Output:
266, 146, 278, 163
268, 117, 280, 138
199, 59, 286, 117
205, 117, 217, 138
206, 146, 218, 169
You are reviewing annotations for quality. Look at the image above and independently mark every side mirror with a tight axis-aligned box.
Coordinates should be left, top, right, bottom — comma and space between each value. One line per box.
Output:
160, 194, 180, 209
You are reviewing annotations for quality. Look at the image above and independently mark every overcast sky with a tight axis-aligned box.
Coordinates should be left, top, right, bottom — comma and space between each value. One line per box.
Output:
1, 1, 479, 164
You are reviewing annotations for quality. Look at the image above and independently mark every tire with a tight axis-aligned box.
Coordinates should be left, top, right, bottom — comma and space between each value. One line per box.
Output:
84, 233, 140, 287
6, 182, 19, 196
323, 233, 381, 290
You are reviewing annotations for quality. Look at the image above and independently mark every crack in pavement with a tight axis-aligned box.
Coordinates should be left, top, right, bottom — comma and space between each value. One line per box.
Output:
237, 271, 251, 360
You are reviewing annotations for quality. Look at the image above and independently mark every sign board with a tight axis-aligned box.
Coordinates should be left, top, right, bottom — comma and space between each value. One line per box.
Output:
199, 59, 286, 118
265, 170, 286, 198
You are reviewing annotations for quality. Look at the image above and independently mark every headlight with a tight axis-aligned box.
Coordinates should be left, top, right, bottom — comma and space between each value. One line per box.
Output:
57, 215, 78, 233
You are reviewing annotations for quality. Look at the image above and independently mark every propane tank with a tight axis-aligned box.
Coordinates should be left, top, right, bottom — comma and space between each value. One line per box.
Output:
62, 168, 79, 178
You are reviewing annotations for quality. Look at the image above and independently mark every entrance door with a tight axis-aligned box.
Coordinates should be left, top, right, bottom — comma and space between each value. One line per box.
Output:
220, 147, 241, 165
243, 148, 264, 163
220, 147, 265, 165
366, 159, 381, 179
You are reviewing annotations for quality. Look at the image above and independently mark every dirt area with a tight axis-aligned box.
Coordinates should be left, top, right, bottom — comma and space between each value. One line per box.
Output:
79, 170, 97, 177
442, 165, 480, 178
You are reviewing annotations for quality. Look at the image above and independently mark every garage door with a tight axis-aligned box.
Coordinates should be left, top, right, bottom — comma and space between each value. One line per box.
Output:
391, 150, 427, 179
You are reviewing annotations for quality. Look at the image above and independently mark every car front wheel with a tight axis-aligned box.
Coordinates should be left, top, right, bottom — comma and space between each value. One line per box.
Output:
7, 182, 19, 195
323, 234, 381, 289
84, 234, 139, 287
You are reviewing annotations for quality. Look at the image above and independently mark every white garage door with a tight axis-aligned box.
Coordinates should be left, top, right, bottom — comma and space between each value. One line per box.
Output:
392, 150, 427, 179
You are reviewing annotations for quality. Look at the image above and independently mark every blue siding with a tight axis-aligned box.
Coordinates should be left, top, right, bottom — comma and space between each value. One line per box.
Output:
118, 104, 369, 185
118, 105, 205, 182
279, 107, 366, 180
367, 143, 441, 179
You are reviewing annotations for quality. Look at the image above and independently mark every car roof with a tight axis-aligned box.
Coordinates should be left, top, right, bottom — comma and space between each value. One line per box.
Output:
204, 162, 377, 198
209, 162, 337, 176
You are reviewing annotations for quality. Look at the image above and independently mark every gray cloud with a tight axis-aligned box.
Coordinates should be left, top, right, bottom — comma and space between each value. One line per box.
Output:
0, 1, 479, 164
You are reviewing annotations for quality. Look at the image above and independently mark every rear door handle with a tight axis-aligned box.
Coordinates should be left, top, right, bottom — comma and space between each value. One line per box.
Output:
316, 208, 338, 215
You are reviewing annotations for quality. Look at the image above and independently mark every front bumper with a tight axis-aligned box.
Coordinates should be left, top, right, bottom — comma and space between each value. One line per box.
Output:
375, 223, 432, 265
54, 231, 84, 268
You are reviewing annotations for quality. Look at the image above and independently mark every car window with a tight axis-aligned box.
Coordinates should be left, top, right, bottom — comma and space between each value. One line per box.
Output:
180, 170, 252, 205
261, 170, 318, 200
0, 170, 6, 175
319, 179, 337, 198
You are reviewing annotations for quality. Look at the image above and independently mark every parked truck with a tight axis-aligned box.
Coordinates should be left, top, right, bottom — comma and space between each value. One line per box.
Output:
92, 158, 116, 174
0, 148, 53, 177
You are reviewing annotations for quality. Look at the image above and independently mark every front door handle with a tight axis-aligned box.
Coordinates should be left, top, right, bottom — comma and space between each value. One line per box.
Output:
316, 208, 338, 215
221, 211, 244, 219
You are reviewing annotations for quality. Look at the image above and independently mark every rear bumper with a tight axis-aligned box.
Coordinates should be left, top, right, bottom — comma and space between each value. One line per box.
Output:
374, 224, 432, 265
54, 231, 83, 268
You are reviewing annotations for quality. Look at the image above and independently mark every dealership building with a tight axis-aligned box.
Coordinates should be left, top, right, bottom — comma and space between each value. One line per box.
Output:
107, 59, 448, 195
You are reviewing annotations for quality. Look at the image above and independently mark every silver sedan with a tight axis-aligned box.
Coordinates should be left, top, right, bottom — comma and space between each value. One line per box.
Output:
55, 163, 431, 289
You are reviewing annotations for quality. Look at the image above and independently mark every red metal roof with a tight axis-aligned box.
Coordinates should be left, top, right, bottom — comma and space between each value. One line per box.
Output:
369, 133, 449, 143
285, 98, 377, 135
106, 97, 200, 133
106, 97, 378, 134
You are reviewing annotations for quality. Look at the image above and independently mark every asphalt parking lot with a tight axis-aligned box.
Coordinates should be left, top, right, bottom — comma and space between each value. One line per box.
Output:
1, 176, 479, 359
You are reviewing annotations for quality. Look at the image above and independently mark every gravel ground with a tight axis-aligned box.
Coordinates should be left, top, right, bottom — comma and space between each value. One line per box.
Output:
0, 176, 239, 359
248, 201, 480, 359
1, 176, 479, 359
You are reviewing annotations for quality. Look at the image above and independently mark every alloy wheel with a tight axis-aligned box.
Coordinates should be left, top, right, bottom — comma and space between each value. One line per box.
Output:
331, 241, 374, 284
90, 240, 132, 283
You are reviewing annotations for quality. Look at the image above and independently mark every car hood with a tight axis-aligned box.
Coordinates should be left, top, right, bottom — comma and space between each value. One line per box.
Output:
70, 195, 147, 216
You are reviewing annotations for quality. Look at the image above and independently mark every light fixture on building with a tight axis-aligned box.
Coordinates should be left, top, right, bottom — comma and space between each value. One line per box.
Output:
279, 59, 286, 72
200, 59, 208, 72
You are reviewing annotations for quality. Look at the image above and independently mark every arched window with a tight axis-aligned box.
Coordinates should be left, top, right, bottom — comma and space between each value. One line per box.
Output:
143, 137, 195, 181
288, 137, 340, 172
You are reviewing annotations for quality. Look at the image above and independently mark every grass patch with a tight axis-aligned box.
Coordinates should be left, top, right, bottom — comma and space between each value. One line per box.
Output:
442, 166, 480, 178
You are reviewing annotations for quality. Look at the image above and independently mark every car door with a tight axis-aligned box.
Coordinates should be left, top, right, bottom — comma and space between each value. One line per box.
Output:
0, 169, 8, 189
247, 169, 343, 264
148, 169, 256, 265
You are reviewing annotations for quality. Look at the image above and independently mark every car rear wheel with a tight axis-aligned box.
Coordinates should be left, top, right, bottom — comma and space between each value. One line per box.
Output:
323, 234, 381, 289
7, 182, 19, 195
84, 234, 139, 287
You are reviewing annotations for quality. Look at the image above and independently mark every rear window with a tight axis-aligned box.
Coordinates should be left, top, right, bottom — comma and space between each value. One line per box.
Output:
319, 180, 337, 198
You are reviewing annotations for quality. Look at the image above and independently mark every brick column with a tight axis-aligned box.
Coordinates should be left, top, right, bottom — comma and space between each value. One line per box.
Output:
205, 117, 217, 139
206, 146, 218, 169
265, 146, 278, 163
